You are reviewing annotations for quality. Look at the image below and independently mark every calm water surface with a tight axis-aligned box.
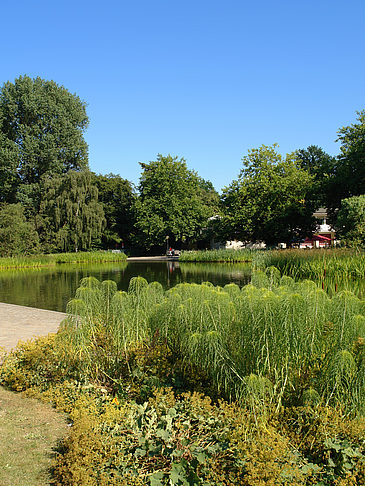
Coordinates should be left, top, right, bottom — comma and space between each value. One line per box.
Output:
0, 261, 252, 312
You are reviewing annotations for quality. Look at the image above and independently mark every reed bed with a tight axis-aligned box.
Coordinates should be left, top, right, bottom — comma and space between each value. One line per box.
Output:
60, 270, 365, 415
0, 251, 127, 269
179, 248, 256, 262
256, 249, 365, 279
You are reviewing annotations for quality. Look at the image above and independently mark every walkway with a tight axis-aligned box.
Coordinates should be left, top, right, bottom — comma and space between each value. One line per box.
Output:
0, 303, 66, 352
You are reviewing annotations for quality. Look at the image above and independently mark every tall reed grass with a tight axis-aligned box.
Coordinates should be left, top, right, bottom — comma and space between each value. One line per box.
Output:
256, 249, 365, 279
179, 248, 256, 262
60, 269, 365, 415
0, 251, 127, 270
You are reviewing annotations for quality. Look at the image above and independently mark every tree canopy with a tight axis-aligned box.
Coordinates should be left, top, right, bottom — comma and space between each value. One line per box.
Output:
334, 110, 365, 206
335, 195, 365, 247
92, 173, 135, 248
38, 170, 105, 252
221, 145, 315, 245
0, 75, 89, 196
0, 203, 39, 256
134, 154, 218, 249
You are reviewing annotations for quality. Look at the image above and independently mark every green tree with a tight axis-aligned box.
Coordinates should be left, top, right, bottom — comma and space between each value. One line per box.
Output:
92, 173, 135, 248
134, 154, 217, 249
0, 75, 89, 189
38, 171, 105, 252
334, 110, 365, 207
0, 203, 39, 256
295, 145, 336, 209
335, 195, 365, 247
0, 132, 19, 203
221, 145, 315, 245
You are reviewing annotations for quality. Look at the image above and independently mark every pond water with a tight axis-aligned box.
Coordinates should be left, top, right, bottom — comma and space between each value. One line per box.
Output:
0, 261, 252, 312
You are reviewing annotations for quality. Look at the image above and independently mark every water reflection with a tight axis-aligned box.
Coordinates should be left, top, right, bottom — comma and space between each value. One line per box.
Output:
0, 261, 252, 312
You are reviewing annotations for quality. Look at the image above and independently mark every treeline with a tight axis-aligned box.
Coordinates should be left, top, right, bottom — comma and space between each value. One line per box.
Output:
0, 75, 364, 256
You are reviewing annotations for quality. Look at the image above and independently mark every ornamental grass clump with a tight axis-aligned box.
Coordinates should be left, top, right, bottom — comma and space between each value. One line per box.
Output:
59, 270, 365, 414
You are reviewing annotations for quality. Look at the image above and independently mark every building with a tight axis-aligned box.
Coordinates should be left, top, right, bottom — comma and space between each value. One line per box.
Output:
299, 208, 336, 248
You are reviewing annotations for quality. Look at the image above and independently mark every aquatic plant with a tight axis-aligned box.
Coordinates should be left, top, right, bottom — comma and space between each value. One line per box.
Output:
0, 251, 127, 270
179, 248, 256, 262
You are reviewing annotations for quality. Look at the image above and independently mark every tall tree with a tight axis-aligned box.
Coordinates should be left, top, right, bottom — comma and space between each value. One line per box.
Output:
334, 110, 365, 206
38, 170, 105, 252
134, 154, 217, 249
0, 75, 89, 204
221, 145, 315, 245
92, 173, 135, 248
295, 145, 336, 209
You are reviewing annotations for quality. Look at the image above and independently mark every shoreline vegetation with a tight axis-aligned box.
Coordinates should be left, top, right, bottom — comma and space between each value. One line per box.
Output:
1, 272, 364, 484
179, 248, 255, 262
0, 251, 127, 270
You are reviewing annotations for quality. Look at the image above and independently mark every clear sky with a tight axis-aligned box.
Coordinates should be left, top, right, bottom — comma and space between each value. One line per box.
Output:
1, 0, 364, 191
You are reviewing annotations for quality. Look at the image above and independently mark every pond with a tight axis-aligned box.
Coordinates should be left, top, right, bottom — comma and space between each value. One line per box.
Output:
0, 261, 252, 312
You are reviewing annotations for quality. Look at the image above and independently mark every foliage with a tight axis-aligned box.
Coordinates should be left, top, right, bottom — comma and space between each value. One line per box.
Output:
92, 173, 136, 249
134, 154, 218, 249
256, 249, 365, 279
0, 251, 126, 270
295, 145, 337, 209
0, 334, 78, 392
2, 342, 363, 485
0, 132, 19, 203
221, 145, 316, 245
0, 75, 88, 190
336, 195, 365, 247
56, 275, 365, 414
1, 281, 365, 485
38, 170, 105, 252
179, 249, 255, 262
334, 110, 365, 209
0, 203, 39, 256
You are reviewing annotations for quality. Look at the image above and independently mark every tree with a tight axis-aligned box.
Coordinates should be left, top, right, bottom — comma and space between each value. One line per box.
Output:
0, 203, 39, 256
221, 145, 315, 245
335, 195, 365, 247
0, 132, 19, 203
333, 110, 365, 207
38, 171, 105, 252
92, 173, 135, 248
295, 145, 336, 209
0, 75, 89, 188
134, 154, 218, 249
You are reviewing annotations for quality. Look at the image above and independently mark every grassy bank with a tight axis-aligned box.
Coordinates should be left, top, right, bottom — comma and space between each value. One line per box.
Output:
0, 251, 127, 270
0, 386, 68, 486
180, 248, 255, 262
256, 249, 365, 278
1, 272, 364, 484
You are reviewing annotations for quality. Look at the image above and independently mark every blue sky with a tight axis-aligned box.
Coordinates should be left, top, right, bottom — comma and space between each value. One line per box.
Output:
1, 0, 364, 191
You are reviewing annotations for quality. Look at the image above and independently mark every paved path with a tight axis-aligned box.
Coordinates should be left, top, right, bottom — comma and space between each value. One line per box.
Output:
0, 303, 66, 352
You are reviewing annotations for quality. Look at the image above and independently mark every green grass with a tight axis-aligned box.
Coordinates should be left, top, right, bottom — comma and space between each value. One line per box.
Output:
256, 249, 365, 279
0, 251, 127, 270
0, 386, 68, 486
180, 248, 256, 262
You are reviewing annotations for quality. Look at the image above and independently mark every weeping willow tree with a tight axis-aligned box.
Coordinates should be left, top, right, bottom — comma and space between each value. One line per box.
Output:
39, 170, 105, 252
